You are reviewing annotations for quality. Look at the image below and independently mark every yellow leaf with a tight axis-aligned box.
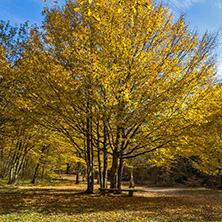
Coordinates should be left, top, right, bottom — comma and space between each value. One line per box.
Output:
118, 8, 122, 13
74, 7, 80, 12
131, 15, 134, 27
88, 9, 92, 16
94, 15, 101, 21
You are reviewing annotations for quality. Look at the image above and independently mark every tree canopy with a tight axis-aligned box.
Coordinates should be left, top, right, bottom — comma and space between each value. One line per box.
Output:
0, 0, 221, 191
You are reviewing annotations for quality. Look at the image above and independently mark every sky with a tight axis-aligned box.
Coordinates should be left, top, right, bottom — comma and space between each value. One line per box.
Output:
1, 0, 222, 77
165, 0, 222, 78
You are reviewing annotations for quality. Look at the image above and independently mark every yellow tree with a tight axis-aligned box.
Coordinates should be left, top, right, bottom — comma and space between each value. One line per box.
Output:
175, 84, 222, 186
80, 0, 217, 188
2, 0, 218, 191
146, 82, 222, 186
0, 21, 29, 176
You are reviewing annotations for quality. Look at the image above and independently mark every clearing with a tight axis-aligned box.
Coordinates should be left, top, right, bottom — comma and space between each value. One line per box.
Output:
0, 178, 221, 221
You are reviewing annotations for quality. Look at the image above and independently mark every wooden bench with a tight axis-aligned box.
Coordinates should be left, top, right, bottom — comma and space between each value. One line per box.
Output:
99, 188, 138, 197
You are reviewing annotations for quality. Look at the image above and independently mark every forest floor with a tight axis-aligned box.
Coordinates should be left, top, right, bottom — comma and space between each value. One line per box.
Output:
0, 176, 222, 221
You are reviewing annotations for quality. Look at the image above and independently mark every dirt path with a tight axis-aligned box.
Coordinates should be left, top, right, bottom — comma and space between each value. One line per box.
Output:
135, 186, 180, 193
60, 175, 222, 196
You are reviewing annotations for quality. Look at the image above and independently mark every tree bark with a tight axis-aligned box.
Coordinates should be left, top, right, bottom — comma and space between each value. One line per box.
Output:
0, 146, 3, 178
76, 162, 81, 184
110, 153, 118, 189
31, 163, 40, 184
66, 163, 70, 174
103, 120, 108, 188
129, 167, 135, 188
97, 119, 103, 187
117, 155, 124, 189
86, 104, 94, 193
76, 171, 80, 184
8, 150, 27, 185
41, 164, 45, 179
110, 125, 120, 189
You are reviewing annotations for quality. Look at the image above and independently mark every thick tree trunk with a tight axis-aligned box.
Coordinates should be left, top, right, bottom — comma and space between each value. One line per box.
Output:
86, 161, 94, 193
117, 155, 124, 189
110, 153, 118, 189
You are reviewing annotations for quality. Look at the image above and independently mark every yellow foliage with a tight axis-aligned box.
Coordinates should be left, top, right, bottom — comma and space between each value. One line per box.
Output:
2, 0, 219, 180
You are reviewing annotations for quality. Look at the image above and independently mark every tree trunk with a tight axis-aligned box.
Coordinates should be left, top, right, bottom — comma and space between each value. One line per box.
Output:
21, 158, 28, 179
110, 124, 120, 189
8, 151, 27, 185
76, 162, 81, 184
117, 155, 124, 189
66, 163, 70, 174
82, 168, 86, 182
13, 150, 27, 184
110, 153, 118, 189
103, 147, 108, 188
90, 114, 94, 191
76, 171, 80, 184
32, 145, 49, 183
218, 171, 222, 189
86, 109, 94, 194
2, 152, 11, 179
86, 156, 94, 193
129, 167, 135, 188
8, 151, 21, 184
8, 165, 15, 184
103, 120, 108, 188
0, 146, 3, 177
98, 150, 103, 186
118, 127, 125, 190
31, 163, 40, 184
97, 120, 103, 187
41, 164, 45, 179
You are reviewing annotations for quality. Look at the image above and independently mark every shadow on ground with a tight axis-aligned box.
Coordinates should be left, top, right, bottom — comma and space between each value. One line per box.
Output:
0, 182, 222, 221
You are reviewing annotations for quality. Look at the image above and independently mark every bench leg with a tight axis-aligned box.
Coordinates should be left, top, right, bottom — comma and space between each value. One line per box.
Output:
101, 190, 106, 195
129, 191, 133, 197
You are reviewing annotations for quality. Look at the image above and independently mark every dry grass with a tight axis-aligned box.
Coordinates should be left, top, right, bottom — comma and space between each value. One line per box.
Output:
0, 179, 221, 221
